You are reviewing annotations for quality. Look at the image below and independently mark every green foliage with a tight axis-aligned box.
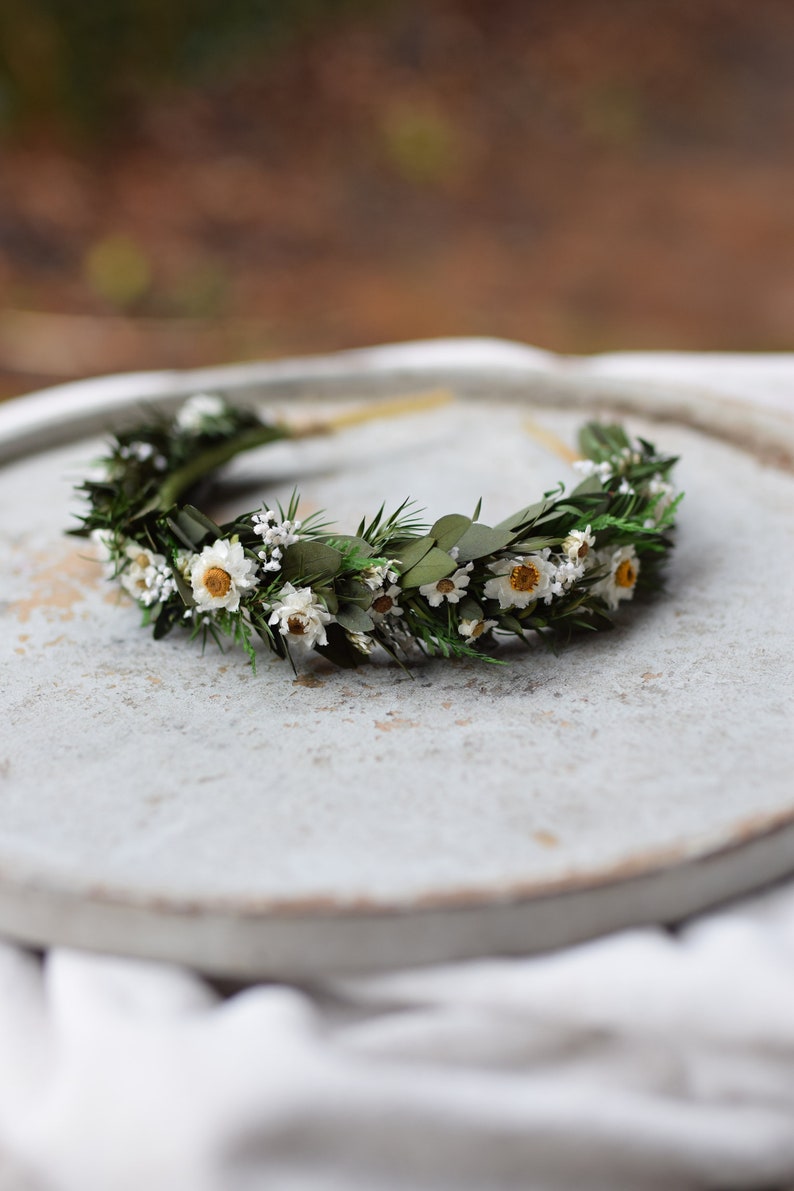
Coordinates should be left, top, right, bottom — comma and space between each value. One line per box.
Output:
71, 405, 683, 672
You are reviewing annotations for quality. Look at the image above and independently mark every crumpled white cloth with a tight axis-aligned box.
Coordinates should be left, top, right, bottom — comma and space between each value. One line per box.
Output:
2, 881, 794, 1191
2, 348, 793, 1191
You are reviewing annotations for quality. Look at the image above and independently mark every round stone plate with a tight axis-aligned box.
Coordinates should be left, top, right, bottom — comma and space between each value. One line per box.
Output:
2, 340, 793, 978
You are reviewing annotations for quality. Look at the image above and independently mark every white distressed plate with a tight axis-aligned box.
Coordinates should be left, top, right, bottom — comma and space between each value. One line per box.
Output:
2, 341, 793, 977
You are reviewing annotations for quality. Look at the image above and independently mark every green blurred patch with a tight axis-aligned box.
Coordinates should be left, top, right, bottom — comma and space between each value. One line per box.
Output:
164, 259, 230, 318
84, 234, 151, 308
380, 104, 460, 185
581, 82, 644, 147
0, 0, 381, 136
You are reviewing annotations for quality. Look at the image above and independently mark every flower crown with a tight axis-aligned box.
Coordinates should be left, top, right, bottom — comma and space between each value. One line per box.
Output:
72, 392, 682, 671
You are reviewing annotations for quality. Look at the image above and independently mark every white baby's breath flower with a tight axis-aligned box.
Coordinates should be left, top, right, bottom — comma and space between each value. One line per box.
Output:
573, 459, 613, 483
484, 551, 557, 609
268, 583, 332, 649
458, 617, 497, 640
552, 557, 585, 593
561, 526, 595, 565
369, 583, 403, 621
189, 538, 258, 613
617, 478, 635, 495
591, 544, 640, 611
252, 508, 302, 573
120, 542, 176, 607
419, 563, 472, 607
175, 393, 226, 433
644, 474, 676, 523
90, 528, 118, 577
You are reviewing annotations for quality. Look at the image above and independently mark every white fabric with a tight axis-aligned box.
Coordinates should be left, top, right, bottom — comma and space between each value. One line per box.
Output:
1, 348, 793, 1191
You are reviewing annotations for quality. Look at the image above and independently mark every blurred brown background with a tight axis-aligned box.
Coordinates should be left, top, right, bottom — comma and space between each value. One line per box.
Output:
0, 0, 792, 399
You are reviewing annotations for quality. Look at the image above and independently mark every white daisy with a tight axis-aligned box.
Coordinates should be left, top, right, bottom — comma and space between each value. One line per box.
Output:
120, 542, 176, 607
369, 583, 403, 621
189, 538, 258, 613
268, 583, 332, 649
346, 630, 375, 655
360, 561, 400, 591
175, 393, 226, 433
561, 526, 595, 565
458, 617, 497, 640
592, 544, 640, 611
419, 563, 472, 607
484, 551, 558, 609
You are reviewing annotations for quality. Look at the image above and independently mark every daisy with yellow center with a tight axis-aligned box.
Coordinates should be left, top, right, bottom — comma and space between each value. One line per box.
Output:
458, 617, 498, 640
189, 538, 258, 613
592, 544, 640, 611
483, 551, 558, 610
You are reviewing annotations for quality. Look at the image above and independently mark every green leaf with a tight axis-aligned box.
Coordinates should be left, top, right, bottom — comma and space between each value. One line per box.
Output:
430, 513, 471, 551
337, 576, 374, 607
454, 522, 514, 562
336, 603, 375, 633
281, 541, 344, 584
182, 505, 224, 539
458, 596, 483, 621
314, 623, 362, 669
393, 534, 435, 572
328, 534, 376, 559
494, 498, 556, 534
497, 614, 524, 634
172, 565, 195, 607
508, 536, 557, 553
400, 546, 457, 588
165, 515, 201, 551
570, 474, 605, 498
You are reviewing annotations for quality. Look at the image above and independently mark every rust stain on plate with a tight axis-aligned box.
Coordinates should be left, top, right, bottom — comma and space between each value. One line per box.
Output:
11, 545, 103, 624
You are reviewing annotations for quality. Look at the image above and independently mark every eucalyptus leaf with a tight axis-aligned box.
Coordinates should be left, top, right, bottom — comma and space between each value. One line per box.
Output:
282, 540, 343, 584
182, 505, 224, 538
393, 534, 435, 572
165, 515, 201, 551
569, 474, 604, 498
508, 536, 557, 553
494, 498, 555, 534
336, 603, 375, 633
401, 547, 457, 588
430, 513, 471, 551
454, 522, 514, 562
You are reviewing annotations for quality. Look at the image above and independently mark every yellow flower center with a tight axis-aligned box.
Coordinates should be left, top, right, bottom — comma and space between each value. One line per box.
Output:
509, 563, 540, 592
372, 594, 394, 614
287, 615, 307, 635
577, 542, 590, 559
615, 559, 637, 589
203, 566, 232, 598
469, 620, 485, 638
436, 578, 456, 594
135, 552, 150, 568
